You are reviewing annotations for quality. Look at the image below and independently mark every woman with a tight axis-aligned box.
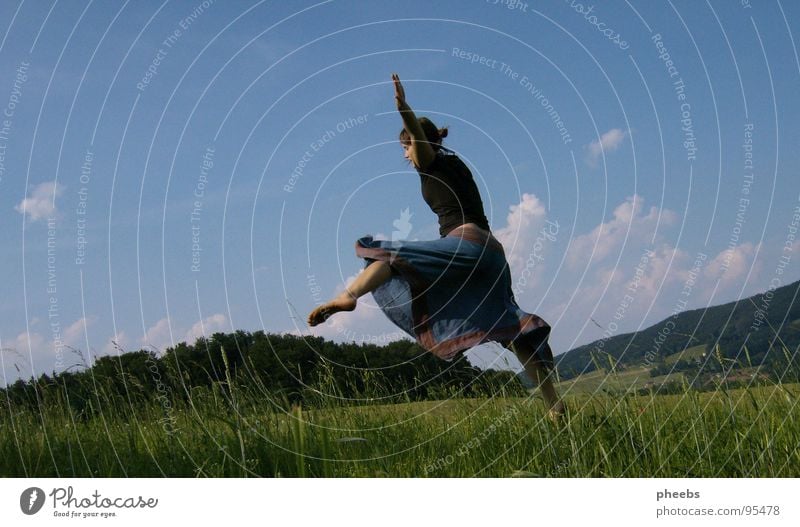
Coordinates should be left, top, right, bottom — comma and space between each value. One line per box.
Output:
308, 73, 564, 421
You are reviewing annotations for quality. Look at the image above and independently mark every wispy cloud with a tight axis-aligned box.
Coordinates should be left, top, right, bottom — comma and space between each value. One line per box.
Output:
2, 316, 95, 381
141, 318, 173, 352
585, 128, 627, 167
14, 181, 63, 222
102, 331, 131, 355
138, 313, 231, 352
184, 313, 230, 344
494, 193, 548, 275
565, 194, 677, 268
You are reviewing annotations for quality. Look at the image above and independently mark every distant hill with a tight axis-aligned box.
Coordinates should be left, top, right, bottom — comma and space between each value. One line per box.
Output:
555, 279, 800, 387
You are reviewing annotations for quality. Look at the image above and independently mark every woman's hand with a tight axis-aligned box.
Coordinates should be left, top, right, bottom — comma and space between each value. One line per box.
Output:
392, 72, 434, 169
392, 72, 406, 109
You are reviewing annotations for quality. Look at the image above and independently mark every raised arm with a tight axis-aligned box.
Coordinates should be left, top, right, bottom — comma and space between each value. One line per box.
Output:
393, 73, 435, 169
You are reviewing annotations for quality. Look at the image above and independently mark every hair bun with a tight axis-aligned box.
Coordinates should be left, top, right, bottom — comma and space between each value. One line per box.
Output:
438, 127, 448, 139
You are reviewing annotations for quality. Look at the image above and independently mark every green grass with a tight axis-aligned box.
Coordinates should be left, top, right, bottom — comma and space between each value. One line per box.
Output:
2, 375, 799, 477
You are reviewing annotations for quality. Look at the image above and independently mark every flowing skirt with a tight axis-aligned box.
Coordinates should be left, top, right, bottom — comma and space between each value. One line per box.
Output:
355, 223, 554, 367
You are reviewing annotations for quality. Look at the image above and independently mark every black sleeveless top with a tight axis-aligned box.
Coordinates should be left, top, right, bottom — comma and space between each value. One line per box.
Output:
418, 148, 491, 237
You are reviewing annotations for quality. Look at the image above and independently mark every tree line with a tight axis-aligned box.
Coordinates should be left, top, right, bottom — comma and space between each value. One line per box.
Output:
1, 331, 527, 416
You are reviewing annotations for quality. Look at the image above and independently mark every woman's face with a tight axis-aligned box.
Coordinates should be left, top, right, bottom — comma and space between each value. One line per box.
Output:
402, 141, 417, 168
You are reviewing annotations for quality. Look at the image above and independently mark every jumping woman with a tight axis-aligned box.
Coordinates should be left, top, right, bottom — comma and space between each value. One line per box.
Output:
308, 73, 565, 421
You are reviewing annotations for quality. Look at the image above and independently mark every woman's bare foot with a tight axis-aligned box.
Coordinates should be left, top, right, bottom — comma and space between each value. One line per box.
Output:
547, 400, 566, 424
307, 292, 357, 326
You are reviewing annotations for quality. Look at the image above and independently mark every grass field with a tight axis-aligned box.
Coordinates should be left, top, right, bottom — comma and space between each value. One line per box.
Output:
2, 374, 799, 477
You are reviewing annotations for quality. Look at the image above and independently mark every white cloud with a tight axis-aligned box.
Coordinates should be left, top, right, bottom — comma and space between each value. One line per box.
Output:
63, 316, 94, 346
135, 313, 233, 355
703, 242, 760, 286
585, 128, 627, 167
494, 193, 549, 274
11, 330, 47, 362
550, 232, 769, 352
1, 331, 45, 383
630, 243, 691, 306
2, 316, 96, 382
184, 313, 230, 344
102, 331, 131, 355
500, 195, 689, 350
141, 317, 173, 352
566, 195, 677, 269
15, 181, 63, 222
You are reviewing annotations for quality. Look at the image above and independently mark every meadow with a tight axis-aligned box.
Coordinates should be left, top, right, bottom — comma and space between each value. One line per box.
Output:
2, 365, 798, 477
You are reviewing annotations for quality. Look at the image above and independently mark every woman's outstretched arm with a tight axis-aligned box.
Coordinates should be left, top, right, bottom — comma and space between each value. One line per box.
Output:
393, 73, 435, 169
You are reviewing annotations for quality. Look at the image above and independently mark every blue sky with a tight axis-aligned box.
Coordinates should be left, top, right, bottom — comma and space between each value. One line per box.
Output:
1, 0, 799, 382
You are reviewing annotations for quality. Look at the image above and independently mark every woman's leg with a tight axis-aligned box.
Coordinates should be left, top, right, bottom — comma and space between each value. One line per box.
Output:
307, 260, 393, 326
509, 340, 565, 422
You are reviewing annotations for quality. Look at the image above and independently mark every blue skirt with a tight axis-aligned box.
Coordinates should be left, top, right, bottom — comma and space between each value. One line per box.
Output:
355, 223, 554, 366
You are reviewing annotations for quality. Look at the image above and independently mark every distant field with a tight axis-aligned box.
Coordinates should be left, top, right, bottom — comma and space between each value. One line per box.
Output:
555, 365, 686, 394
555, 344, 766, 394
663, 344, 708, 365
2, 379, 798, 477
